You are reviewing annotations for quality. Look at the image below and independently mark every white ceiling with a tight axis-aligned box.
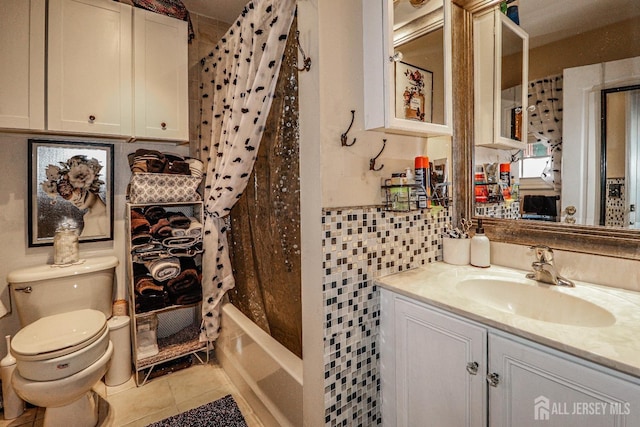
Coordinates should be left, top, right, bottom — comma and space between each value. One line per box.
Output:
180, 0, 640, 47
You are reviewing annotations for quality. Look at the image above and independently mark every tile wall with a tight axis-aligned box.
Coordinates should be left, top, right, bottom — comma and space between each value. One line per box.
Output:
322, 206, 450, 426
475, 201, 520, 219
605, 178, 625, 227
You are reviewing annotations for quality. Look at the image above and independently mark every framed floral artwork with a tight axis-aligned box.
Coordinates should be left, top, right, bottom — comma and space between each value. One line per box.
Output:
395, 61, 433, 123
28, 140, 114, 246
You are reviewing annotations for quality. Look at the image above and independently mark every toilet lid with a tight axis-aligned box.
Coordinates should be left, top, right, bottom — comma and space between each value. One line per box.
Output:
12, 309, 107, 359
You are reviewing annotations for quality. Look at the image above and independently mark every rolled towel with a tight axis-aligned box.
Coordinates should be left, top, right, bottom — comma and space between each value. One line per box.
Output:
150, 218, 172, 239
131, 242, 167, 263
135, 293, 169, 314
166, 268, 200, 295
131, 217, 150, 234
131, 232, 152, 246
186, 217, 202, 237
185, 158, 204, 179
167, 212, 191, 229
173, 292, 202, 306
143, 206, 167, 225
168, 243, 203, 257
135, 275, 164, 295
162, 235, 200, 249
145, 257, 181, 282
171, 228, 187, 237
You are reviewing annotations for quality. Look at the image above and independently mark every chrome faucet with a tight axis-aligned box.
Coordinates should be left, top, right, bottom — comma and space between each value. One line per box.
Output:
525, 245, 575, 287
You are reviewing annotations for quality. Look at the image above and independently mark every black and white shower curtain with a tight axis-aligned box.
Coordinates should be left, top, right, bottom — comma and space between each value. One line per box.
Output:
197, 0, 296, 341
528, 75, 563, 190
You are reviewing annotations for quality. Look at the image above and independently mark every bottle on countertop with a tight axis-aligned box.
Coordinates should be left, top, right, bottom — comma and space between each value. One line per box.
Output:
470, 219, 491, 268
415, 156, 430, 209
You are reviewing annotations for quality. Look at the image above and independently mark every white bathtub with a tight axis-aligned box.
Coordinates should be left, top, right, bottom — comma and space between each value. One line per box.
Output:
218, 303, 303, 427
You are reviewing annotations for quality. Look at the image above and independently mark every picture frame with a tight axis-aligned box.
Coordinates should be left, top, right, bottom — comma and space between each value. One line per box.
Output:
395, 61, 433, 123
28, 139, 114, 246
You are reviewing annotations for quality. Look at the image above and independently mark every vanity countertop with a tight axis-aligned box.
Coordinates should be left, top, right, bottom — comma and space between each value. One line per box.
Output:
375, 262, 640, 379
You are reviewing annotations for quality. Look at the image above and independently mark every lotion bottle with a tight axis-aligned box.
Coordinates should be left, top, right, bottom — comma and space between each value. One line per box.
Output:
470, 219, 491, 268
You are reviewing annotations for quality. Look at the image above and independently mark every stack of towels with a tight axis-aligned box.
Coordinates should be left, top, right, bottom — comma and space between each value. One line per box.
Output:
131, 205, 203, 314
128, 148, 204, 179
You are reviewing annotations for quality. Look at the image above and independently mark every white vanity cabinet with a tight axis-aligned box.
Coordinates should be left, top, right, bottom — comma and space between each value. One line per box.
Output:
474, 8, 528, 149
47, 0, 133, 136
363, 0, 453, 137
133, 7, 189, 142
380, 289, 487, 427
381, 289, 640, 427
0, 0, 45, 130
489, 333, 640, 427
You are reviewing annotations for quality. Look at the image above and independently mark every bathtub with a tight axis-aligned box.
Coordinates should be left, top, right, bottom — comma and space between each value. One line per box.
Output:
217, 302, 303, 427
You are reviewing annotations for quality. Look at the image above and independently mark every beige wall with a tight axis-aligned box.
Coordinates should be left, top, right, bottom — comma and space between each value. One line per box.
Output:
606, 91, 626, 178
529, 16, 640, 81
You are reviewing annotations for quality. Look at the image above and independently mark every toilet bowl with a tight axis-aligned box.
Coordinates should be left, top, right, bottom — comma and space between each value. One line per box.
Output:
12, 342, 113, 427
6, 255, 119, 427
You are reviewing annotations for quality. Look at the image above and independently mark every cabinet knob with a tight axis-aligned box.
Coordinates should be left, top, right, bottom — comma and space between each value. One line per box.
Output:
161, 122, 167, 130
466, 362, 479, 375
89, 115, 96, 122
486, 372, 500, 387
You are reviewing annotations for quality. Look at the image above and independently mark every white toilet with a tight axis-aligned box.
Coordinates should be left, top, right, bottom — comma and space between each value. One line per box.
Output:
7, 256, 119, 427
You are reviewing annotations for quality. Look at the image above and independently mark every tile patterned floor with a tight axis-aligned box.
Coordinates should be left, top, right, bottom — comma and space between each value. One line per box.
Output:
0, 360, 264, 427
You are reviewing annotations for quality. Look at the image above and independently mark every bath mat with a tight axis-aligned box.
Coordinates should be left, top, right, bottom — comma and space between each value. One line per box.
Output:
146, 394, 248, 427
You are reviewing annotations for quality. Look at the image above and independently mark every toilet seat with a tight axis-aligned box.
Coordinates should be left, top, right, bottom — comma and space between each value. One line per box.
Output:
12, 309, 111, 381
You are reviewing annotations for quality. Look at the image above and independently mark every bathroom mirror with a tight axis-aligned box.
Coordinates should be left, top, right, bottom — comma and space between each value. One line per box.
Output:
451, 0, 640, 259
363, 0, 453, 136
471, 0, 640, 225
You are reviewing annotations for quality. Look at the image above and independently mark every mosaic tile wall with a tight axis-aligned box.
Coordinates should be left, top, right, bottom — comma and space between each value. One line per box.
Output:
605, 178, 625, 227
322, 206, 450, 426
475, 200, 520, 219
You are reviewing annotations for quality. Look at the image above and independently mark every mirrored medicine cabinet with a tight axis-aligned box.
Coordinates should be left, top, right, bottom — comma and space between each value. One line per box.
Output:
363, 0, 453, 137
451, 0, 640, 260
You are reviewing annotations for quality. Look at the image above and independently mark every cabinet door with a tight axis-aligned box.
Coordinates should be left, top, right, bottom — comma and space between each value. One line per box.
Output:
489, 333, 640, 427
0, 0, 45, 130
133, 8, 188, 142
47, 0, 132, 136
381, 290, 486, 427
363, 0, 453, 137
474, 9, 528, 150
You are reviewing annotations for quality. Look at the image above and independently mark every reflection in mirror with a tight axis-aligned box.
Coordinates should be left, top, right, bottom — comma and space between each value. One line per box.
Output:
601, 85, 640, 228
474, 0, 640, 228
500, 20, 523, 141
392, 0, 445, 125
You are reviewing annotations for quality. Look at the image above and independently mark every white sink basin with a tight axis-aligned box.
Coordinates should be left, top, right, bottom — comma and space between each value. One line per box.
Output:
457, 278, 616, 327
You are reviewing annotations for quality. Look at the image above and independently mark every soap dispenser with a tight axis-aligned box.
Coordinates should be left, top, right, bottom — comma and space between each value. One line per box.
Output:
470, 219, 490, 268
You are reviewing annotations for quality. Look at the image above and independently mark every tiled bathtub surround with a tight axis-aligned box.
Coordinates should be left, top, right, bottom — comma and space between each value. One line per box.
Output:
322, 206, 450, 426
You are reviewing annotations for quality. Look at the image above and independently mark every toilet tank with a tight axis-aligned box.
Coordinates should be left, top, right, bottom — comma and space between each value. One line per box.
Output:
7, 256, 119, 327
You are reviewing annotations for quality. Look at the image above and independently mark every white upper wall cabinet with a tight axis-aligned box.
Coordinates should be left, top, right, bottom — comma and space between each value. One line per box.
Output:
474, 8, 529, 150
0, 0, 45, 130
363, 0, 453, 137
48, 0, 133, 136
133, 8, 189, 142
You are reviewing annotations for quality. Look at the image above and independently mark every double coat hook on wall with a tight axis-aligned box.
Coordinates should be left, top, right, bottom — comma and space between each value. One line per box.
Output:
341, 110, 357, 147
295, 31, 311, 72
370, 139, 386, 171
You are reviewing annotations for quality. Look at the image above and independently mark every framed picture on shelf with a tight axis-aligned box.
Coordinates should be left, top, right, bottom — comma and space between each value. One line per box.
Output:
28, 139, 114, 246
395, 61, 433, 123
